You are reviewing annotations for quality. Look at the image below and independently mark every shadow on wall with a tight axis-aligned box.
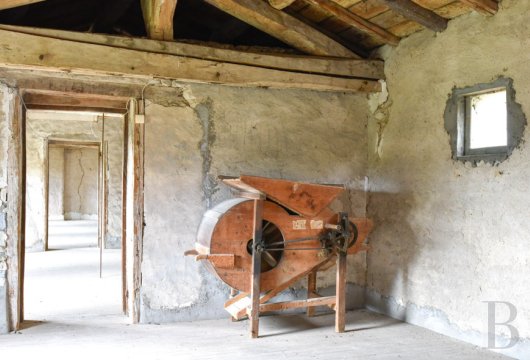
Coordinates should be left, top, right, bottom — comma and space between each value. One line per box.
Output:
364, 191, 419, 312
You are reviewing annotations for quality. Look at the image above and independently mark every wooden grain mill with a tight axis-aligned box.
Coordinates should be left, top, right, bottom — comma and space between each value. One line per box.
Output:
186, 175, 372, 338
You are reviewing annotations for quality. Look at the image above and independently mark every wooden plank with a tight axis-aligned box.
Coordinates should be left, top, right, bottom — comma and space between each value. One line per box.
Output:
239, 175, 345, 217
381, 0, 448, 32
335, 251, 347, 332
303, 0, 401, 46
195, 254, 236, 269
268, 0, 296, 9
205, 0, 357, 57
459, 0, 497, 15
306, 271, 317, 317
0, 0, 44, 10
141, 0, 178, 40
0, 25, 384, 80
249, 199, 264, 338
260, 296, 336, 312
23, 91, 129, 112
0, 29, 380, 93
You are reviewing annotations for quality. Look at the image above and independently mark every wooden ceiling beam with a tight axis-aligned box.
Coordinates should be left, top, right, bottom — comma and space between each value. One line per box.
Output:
459, 0, 498, 15
204, 0, 358, 58
268, 0, 296, 10
0, 28, 381, 93
141, 0, 178, 40
381, 0, 448, 32
0, 0, 44, 10
302, 0, 401, 46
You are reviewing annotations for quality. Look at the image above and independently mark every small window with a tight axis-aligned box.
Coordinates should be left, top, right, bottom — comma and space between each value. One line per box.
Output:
444, 78, 526, 164
464, 88, 507, 155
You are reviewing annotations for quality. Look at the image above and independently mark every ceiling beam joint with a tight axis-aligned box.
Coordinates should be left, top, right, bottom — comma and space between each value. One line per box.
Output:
381, 0, 448, 32
141, 0, 178, 40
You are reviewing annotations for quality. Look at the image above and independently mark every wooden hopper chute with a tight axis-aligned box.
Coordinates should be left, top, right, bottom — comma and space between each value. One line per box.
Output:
186, 175, 373, 338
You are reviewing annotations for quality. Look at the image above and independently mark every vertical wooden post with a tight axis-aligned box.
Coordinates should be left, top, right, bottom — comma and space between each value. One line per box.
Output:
229, 287, 238, 322
249, 197, 264, 338
306, 271, 317, 317
335, 252, 346, 333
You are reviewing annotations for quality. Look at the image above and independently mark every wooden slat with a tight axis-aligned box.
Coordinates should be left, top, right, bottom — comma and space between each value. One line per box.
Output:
0, 25, 384, 80
141, 0, 178, 40
306, 271, 317, 317
0, 29, 381, 93
303, 0, 401, 46
268, 0, 296, 9
0, 0, 44, 10
260, 296, 336, 312
381, 0, 448, 32
459, 0, 497, 15
205, 0, 357, 57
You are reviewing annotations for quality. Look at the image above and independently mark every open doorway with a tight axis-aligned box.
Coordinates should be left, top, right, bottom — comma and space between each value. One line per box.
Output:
23, 109, 126, 323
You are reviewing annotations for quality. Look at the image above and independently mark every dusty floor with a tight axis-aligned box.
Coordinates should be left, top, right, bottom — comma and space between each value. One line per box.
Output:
1, 221, 509, 360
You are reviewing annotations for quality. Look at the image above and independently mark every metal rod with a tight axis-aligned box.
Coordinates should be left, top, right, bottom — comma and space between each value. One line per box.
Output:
265, 247, 332, 251
264, 236, 319, 248
99, 114, 105, 279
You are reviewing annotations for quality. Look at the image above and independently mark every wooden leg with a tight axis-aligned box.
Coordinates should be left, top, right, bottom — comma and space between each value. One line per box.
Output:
335, 251, 346, 333
249, 198, 264, 338
306, 271, 317, 317
229, 288, 238, 322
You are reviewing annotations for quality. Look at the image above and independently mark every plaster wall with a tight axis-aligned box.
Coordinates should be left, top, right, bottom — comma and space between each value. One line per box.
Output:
366, 0, 530, 357
25, 114, 124, 250
141, 84, 370, 322
63, 147, 99, 220
48, 146, 64, 220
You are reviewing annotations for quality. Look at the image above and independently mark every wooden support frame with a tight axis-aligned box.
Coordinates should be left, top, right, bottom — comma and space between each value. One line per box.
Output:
268, 0, 295, 10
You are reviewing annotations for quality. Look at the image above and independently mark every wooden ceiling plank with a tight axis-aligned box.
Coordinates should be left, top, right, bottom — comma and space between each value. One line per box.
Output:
205, 0, 358, 57
381, 0, 448, 32
0, 0, 44, 10
302, 0, 401, 46
268, 0, 296, 10
141, 0, 178, 40
459, 0, 497, 15
0, 28, 381, 93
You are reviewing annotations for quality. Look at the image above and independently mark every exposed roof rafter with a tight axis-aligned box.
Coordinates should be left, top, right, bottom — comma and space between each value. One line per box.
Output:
0, 0, 44, 10
268, 0, 296, 10
141, 0, 178, 40
302, 0, 401, 46
381, 0, 448, 33
460, 0, 498, 15
205, 0, 359, 58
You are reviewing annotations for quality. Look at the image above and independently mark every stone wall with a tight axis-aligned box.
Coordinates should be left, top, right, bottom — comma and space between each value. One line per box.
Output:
366, 0, 530, 357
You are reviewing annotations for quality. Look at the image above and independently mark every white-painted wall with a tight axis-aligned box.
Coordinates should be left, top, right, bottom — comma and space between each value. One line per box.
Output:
366, 1, 530, 357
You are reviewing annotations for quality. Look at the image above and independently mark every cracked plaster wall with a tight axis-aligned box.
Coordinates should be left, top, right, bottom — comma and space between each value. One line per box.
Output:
140, 83, 371, 322
25, 114, 124, 250
63, 147, 99, 220
366, 0, 530, 357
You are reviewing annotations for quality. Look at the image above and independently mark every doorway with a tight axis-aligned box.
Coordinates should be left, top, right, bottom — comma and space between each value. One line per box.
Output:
23, 109, 126, 323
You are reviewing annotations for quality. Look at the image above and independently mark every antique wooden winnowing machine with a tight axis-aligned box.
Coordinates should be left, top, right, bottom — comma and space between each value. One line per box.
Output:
185, 175, 373, 338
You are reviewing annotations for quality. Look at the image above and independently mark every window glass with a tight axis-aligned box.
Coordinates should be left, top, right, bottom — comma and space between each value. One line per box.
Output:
468, 90, 507, 149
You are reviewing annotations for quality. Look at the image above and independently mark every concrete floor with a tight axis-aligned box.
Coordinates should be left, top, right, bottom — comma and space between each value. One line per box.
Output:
2, 221, 509, 360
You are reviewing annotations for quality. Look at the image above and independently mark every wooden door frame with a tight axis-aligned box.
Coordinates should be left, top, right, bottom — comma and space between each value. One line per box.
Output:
45, 141, 101, 251
6, 90, 141, 330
